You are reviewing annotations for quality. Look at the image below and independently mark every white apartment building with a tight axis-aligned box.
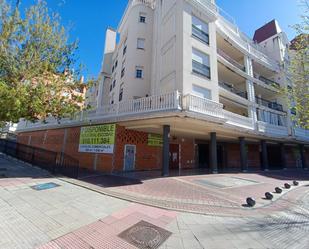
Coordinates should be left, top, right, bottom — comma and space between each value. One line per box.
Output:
17, 0, 309, 175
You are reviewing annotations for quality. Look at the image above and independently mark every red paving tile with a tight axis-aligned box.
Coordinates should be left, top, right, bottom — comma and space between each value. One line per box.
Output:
37, 204, 177, 249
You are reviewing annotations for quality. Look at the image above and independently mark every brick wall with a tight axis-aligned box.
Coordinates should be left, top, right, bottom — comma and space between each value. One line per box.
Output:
247, 144, 261, 170
226, 143, 241, 170
285, 146, 298, 168
114, 126, 161, 172
16, 125, 198, 173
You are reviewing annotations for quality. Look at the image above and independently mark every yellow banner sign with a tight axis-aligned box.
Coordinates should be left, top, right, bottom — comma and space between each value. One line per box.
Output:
79, 124, 116, 153
148, 134, 163, 147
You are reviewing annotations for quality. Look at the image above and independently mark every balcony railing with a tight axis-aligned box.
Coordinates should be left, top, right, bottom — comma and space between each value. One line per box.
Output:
223, 110, 254, 130
217, 48, 246, 72
258, 76, 280, 88
219, 81, 248, 99
17, 92, 309, 141
131, 0, 155, 9
257, 108, 287, 127
256, 97, 283, 112
192, 24, 209, 44
183, 94, 224, 119
192, 60, 211, 79
294, 127, 309, 141
216, 13, 280, 72
118, 92, 181, 114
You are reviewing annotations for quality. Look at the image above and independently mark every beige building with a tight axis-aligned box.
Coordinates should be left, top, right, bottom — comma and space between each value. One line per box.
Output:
17, 0, 309, 174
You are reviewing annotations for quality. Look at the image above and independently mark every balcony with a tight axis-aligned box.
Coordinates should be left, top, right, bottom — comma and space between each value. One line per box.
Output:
217, 49, 245, 72
257, 108, 287, 126
192, 24, 209, 45
223, 110, 254, 130
256, 97, 283, 112
192, 60, 211, 79
255, 75, 280, 88
17, 92, 309, 142
183, 94, 224, 119
219, 81, 248, 99
216, 12, 280, 72
294, 127, 309, 142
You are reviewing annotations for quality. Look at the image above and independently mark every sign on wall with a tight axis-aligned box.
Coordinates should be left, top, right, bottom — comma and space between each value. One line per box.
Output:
148, 134, 163, 147
79, 124, 116, 153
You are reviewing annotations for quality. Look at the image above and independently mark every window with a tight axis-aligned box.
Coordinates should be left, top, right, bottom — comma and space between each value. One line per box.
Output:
139, 15, 146, 23
110, 84, 112, 92
137, 38, 145, 49
112, 80, 116, 88
192, 85, 211, 99
111, 93, 115, 105
136, 68, 143, 78
192, 48, 211, 79
115, 60, 118, 68
119, 83, 124, 102
121, 68, 125, 78
123, 45, 127, 56
112, 66, 115, 73
192, 16, 209, 45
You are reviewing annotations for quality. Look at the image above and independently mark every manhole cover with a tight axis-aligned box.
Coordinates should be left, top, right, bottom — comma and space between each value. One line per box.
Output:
118, 220, 172, 249
31, 182, 60, 191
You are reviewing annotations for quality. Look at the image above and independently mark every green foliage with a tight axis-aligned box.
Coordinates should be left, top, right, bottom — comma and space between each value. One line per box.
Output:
287, 0, 309, 129
0, 0, 90, 123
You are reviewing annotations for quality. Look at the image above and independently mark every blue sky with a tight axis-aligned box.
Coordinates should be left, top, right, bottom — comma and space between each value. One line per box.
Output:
18, 0, 303, 79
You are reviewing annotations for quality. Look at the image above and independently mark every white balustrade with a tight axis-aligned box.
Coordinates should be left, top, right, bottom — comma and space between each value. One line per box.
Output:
223, 110, 254, 130
131, 0, 155, 9
118, 91, 181, 114
294, 127, 309, 141
257, 121, 289, 137
217, 16, 279, 72
183, 94, 224, 119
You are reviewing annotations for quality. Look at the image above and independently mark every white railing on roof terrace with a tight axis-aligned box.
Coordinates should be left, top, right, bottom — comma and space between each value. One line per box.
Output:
196, 0, 218, 12
217, 9, 280, 71
183, 94, 224, 119
131, 0, 155, 9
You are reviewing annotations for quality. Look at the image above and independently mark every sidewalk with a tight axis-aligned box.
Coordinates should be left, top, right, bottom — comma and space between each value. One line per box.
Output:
62, 169, 309, 217
1, 154, 309, 249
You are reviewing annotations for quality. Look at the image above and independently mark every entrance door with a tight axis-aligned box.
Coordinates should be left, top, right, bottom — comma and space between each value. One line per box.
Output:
267, 145, 282, 170
198, 144, 209, 168
124, 145, 136, 171
169, 144, 179, 169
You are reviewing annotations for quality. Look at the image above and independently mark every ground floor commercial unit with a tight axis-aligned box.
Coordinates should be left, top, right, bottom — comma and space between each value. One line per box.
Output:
17, 116, 309, 176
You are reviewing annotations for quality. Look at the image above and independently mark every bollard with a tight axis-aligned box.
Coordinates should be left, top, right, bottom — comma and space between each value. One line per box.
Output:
265, 192, 274, 200
246, 197, 256, 207
284, 183, 291, 189
275, 187, 282, 194
293, 180, 299, 186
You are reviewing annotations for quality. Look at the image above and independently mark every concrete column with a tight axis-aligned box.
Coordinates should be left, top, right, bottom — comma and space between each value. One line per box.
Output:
299, 144, 307, 170
239, 137, 248, 172
162, 125, 170, 176
280, 143, 287, 170
210, 132, 218, 173
244, 56, 257, 129
261, 140, 269, 171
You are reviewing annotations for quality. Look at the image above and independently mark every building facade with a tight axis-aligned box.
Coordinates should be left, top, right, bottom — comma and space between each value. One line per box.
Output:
16, 0, 309, 174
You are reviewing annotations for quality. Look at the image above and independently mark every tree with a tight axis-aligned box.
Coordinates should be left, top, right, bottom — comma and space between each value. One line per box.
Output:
0, 0, 88, 124
288, 0, 309, 129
